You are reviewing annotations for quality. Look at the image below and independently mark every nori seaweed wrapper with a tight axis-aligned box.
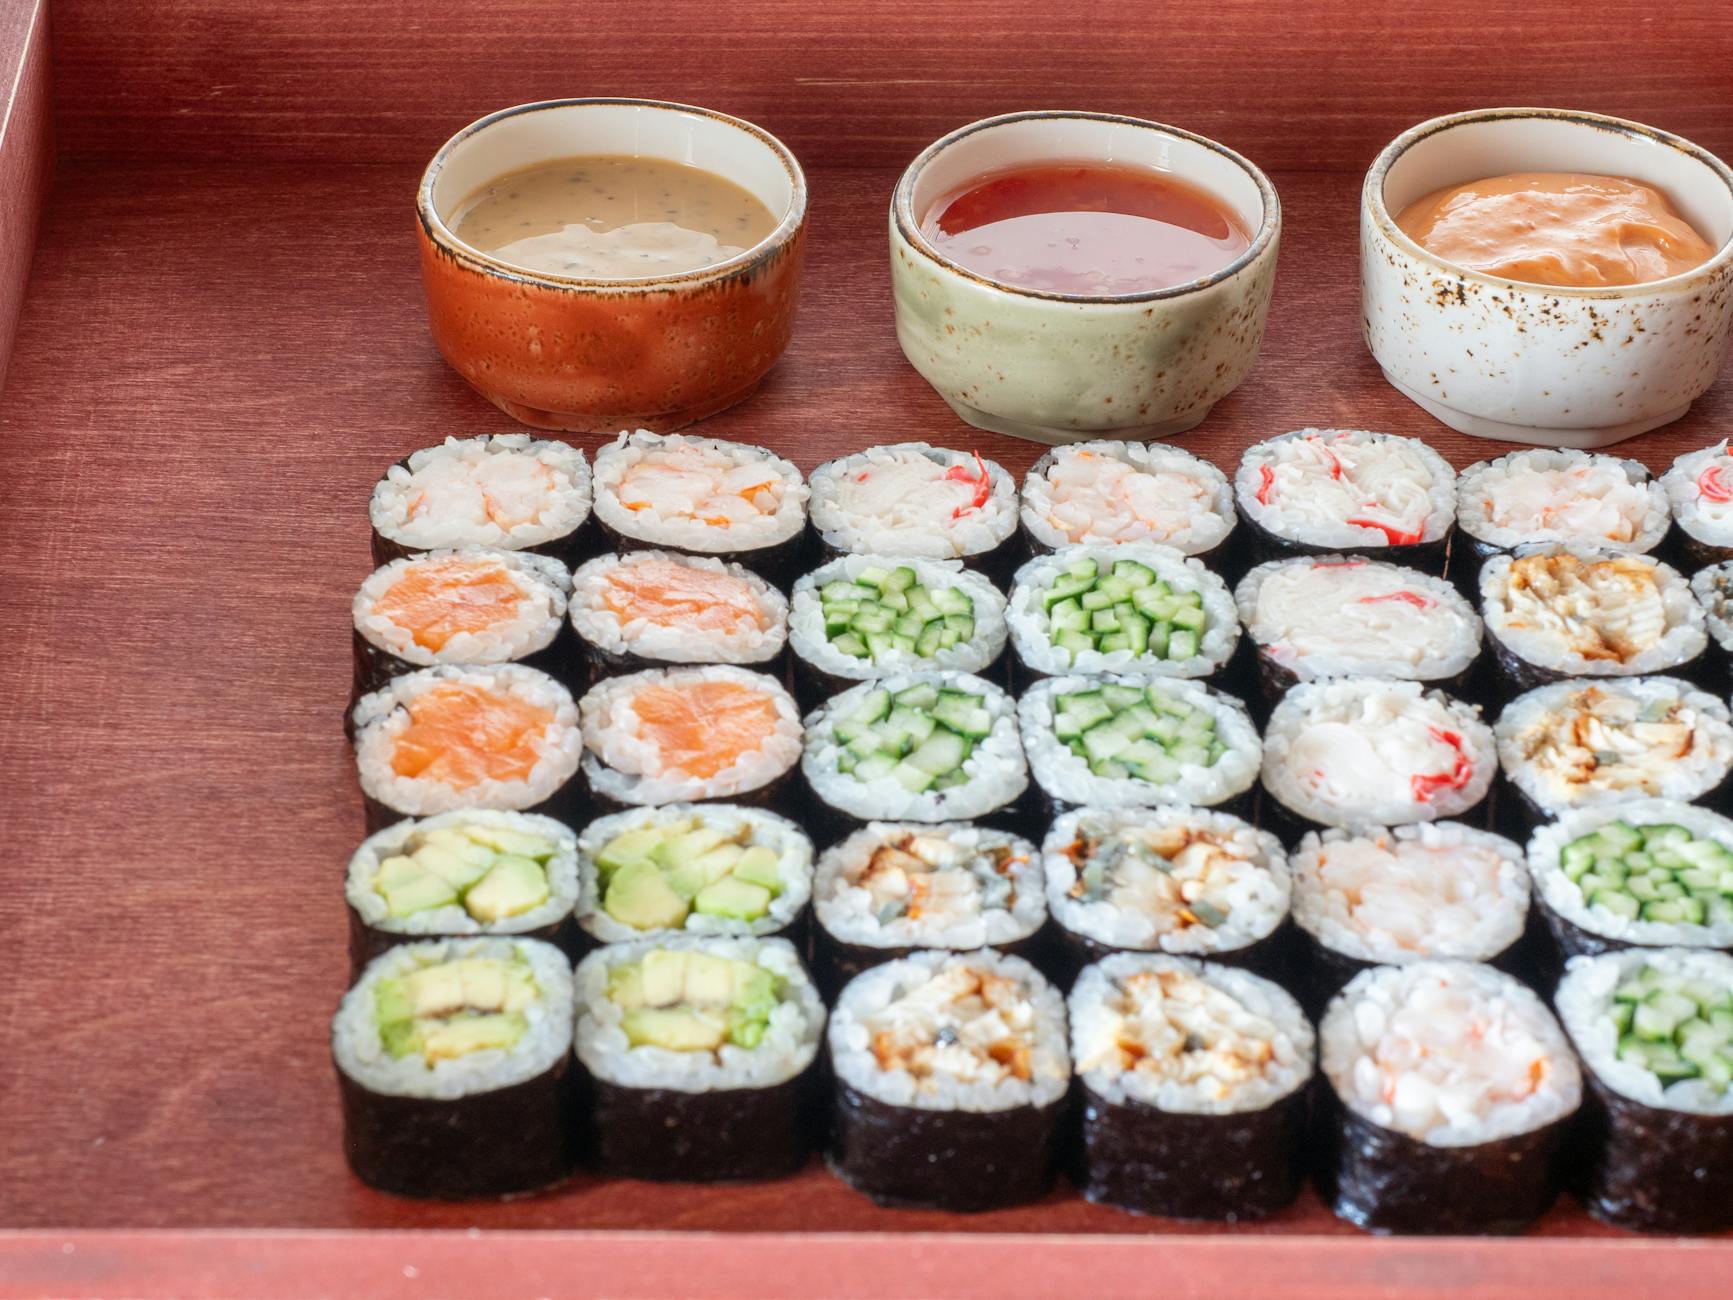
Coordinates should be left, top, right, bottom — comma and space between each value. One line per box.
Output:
1032, 782, 1257, 833
362, 778, 588, 836
792, 647, 1010, 715
1293, 929, 1532, 1020
1246, 645, 1481, 715
595, 514, 813, 593
1049, 920, 1294, 993
571, 909, 811, 968
1235, 500, 1450, 577
813, 532, 1021, 593
1257, 785, 1495, 852
1674, 527, 1733, 575
1575, 1069, 1733, 1234
348, 625, 578, 732
800, 779, 1041, 853
347, 909, 580, 980
585, 762, 799, 823
810, 923, 1053, 1002
572, 632, 789, 694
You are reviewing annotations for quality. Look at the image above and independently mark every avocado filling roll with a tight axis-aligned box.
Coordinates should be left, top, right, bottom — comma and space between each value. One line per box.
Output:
1071, 955, 1314, 1220
1318, 961, 1581, 1235
333, 937, 577, 1198
573, 936, 825, 1181
828, 950, 1070, 1210
1020, 440, 1235, 557
1662, 439, 1733, 567
1555, 948, 1733, 1232
1456, 449, 1669, 564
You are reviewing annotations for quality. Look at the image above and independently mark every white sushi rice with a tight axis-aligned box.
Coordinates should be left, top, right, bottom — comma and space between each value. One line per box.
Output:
369, 434, 591, 553
1008, 543, 1238, 679
1663, 440, 1733, 548
579, 666, 803, 805
1235, 557, 1481, 683
332, 936, 574, 1101
591, 430, 808, 554
1070, 954, 1314, 1114
1262, 678, 1495, 829
1020, 440, 1235, 554
789, 554, 1007, 681
353, 665, 583, 817
1289, 823, 1529, 965
1690, 563, 1733, 653
1043, 806, 1289, 955
353, 549, 570, 669
1320, 961, 1581, 1147
1457, 449, 1670, 554
1235, 429, 1456, 548
572, 935, 823, 1092
829, 948, 1070, 1112
814, 822, 1045, 950
575, 804, 814, 943
568, 550, 788, 665
809, 443, 1018, 560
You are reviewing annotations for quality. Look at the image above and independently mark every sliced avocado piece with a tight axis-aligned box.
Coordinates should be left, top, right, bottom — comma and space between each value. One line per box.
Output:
595, 826, 667, 877
640, 949, 690, 1007
457, 959, 509, 1012
653, 827, 730, 869
693, 875, 773, 922
603, 860, 690, 932
607, 961, 647, 1010
464, 855, 550, 923
732, 845, 784, 895
414, 840, 493, 892
404, 963, 467, 1018
377, 861, 460, 918
374, 977, 415, 1031
374, 854, 423, 891
730, 963, 777, 1011
379, 1018, 423, 1059
422, 1012, 527, 1061
682, 951, 744, 1005
666, 843, 745, 898
461, 824, 558, 861
621, 1006, 727, 1052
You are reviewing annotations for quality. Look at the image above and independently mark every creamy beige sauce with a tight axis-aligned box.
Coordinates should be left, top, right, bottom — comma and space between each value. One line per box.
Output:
453, 155, 778, 279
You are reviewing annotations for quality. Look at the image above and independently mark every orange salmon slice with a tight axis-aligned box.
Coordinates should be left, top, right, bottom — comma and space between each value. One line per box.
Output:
632, 681, 778, 779
600, 560, 767, 634
389, 682, 554, 788
374, 557, 525, 652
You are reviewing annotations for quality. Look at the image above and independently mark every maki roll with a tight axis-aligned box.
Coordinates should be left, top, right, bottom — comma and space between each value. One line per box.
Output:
352, 665, 584, 833
811, 822, 1045, 997
1006, 544, 1238, 683
576, 804, 813, 946
1317, 961, 1581, 1234
1019, 440, 1236, 566
1070, 955, 1314, 1220
1689, 560, 1733, 677
808, 444, 1020, 586
1019, 674, 1261, 817
1478, 546, 1707, 694
1661, 440, 1733, 569
368, 434, 592, 567
344, 811, 580, 973
566, 550, 787, 684
1554, 947, 1733, 1233
1042, 806, 1290, 983
787, 555, 1007, 704
1233, 429, 1455, 572
577, 666, 802, 813
1234, 557, 1481, 703
590, 431, 809, 586
1260, 679, 1495, 843
332, 937, 578, 1199
827, 949, 1070, 1210
572, 936, 825, 1181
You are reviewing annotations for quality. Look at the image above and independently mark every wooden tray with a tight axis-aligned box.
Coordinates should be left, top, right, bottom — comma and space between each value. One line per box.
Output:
4, 2, 1733, 1294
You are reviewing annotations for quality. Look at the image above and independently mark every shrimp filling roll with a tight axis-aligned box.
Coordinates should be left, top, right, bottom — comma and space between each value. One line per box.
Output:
1020, 440, 1235, 558
1456, 449, 1669, 567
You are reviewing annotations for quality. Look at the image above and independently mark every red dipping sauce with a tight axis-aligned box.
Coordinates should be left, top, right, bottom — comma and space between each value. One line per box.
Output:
921, 162, 1252, 296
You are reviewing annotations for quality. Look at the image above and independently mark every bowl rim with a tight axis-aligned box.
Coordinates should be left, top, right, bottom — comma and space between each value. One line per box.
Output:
890, 109, 1281, 305
1363, 106, 1733, 299
417, 97, 808, 293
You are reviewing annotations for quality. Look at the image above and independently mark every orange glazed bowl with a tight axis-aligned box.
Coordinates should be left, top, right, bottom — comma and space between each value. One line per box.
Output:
417, 99, 808, 433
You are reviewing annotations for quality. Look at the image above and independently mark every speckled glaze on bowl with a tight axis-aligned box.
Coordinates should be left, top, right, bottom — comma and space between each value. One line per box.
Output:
890, 112, 1280, 445
418, 99, 807, 434
1363, 108, 1733, 449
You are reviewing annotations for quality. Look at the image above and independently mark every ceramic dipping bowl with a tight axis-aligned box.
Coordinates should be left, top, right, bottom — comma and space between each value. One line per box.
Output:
1363, 108, 1733, 449
417, 98, 807, 433
889, 111, 1281, 445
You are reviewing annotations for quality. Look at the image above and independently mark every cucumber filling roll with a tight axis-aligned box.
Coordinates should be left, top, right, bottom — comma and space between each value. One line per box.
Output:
1019, 674, 1261, 812
1662, 440, 1733, 566
1019, 440, 1235, 557
1007, 544, 1237, 678
572, 936, 825, 1181
332, 937, 577, 1198
1690, 562, 1733, 658
1555, 948, 1733, 1233
1456, 449, 1669, 561
576, 805, 813, 943
368, 434, 592, 566
827, 950, 1070, 1210
1071, 955, 1315, 1220
1317, 961, 1581, 1235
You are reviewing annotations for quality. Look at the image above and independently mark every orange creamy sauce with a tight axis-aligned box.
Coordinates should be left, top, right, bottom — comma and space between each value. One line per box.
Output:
374, 557, 525, 652
389, 683, 554, 788
632, 681, 778, 779
1395, 172, 1716, 288
599, 560, 767, 634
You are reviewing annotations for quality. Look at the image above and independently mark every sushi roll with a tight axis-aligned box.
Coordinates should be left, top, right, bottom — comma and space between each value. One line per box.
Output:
827, 949, 1070, 1210
332, 936, 578, 1199
368, 434, 593, 568
1006, 544, 1238, 684
577, 666, 802, 814
344, 811, 580, 974
1478, 546, 1707, 695
1661, 440, 1733, 569
1234, 557, 1481, 703
572, 935, 825, 1182
1233, 429, 1455, 573
1316, 961, 1581, 1234
1554, 947, 1733, 1233
576, 804, 813, 947
1070, 955, 1314, 1220
566, 550, 788, 684
810, 822, 1045, 998
801, 671, 1027, 840
1259, 679, 1495, 843
808, 444, 1020, 586
590, 431, 810, 586
352, 664, 584, 833
1690, 561, 1733, 676
1020, 674, 1261, 817
1042, 806, 1290, 983
787, 555, 1007, 704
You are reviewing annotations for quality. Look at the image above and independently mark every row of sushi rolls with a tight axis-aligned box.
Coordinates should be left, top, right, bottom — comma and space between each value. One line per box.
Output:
335, 428, 1733, 1234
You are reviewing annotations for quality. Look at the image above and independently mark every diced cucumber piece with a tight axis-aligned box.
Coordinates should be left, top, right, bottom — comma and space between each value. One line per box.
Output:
890, 761, 935, 793
1055, 629, 1095, 663
884, 567, 918, 594
1171, 605, 1207, 633
851, 689, 892, 726
1101, 684, 1147, 712
915, 623, 945, 657
852, 606, 895, 635
821, 580, 861, 602
907, 730, 967, 776
850, 752, 899, 782
856, 566, 892, 591
1111, 560, 1156, 588
893, 684, 940, 711
1169, 629, 1199, 660
1049, 598, 1088, 632
1082, 725, 1131, 763
932, 696, 992, 738
931, 587, 973, 617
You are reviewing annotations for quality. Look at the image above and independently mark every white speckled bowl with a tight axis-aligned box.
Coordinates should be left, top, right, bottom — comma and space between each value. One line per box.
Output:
1363, 108, 1733, 449
890, 111, 1280, 445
